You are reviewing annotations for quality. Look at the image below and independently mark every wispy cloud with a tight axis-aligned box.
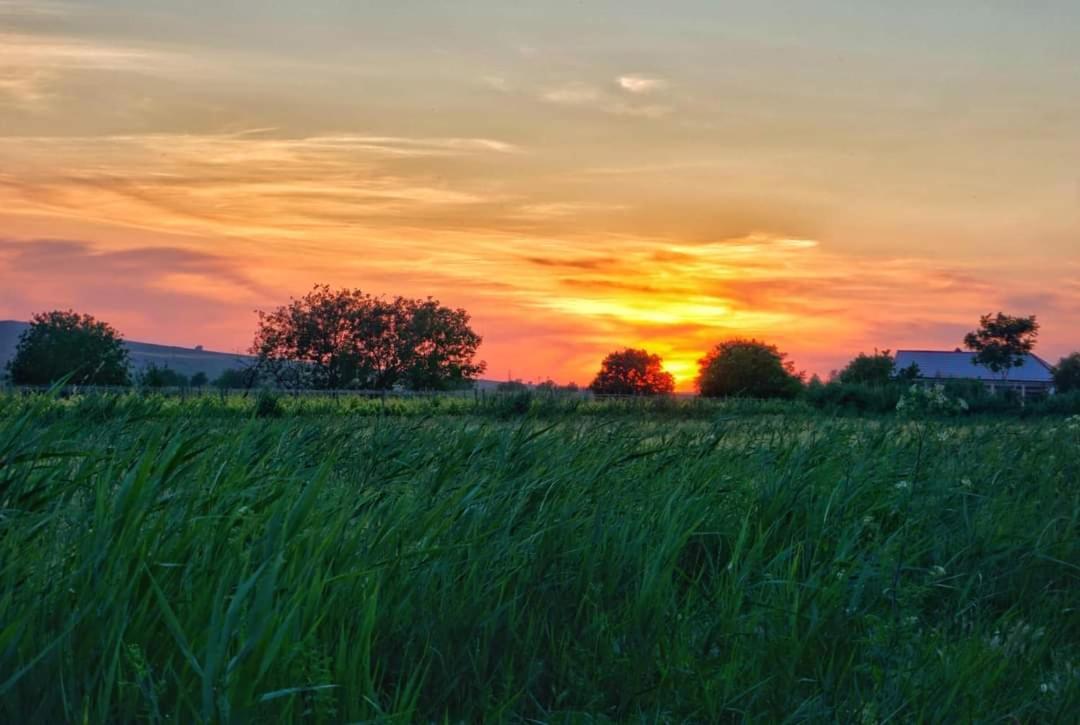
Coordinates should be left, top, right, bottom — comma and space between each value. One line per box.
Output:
0, 30, 203, 110
617, 74, 667, 94
540, 81, 672, 118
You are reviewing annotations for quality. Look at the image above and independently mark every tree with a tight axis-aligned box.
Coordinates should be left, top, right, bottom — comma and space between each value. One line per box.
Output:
697, 338, 802, 399
1053, 353, 1080, 393
963, 312, 1039, 379
7, 310, 130, 386
252, 285, 485, 390
497, 379, 529, 393
190, 372, 209, 387
589, 348, 675, 396
138, 364, 189, 388
837, 350, 895, 386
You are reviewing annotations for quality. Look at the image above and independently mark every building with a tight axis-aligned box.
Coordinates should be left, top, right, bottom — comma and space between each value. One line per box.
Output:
893, 350, 1055, 398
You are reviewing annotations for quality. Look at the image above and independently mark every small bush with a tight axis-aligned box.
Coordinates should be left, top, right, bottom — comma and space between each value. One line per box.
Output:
254, 389, 285, 418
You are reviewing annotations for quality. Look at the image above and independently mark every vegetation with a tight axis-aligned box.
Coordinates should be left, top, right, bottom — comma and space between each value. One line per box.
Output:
214, 368, 258, 390
589, 348, 675, 395
697, 338, 802, 399
6, 310, 130, 386
252, 285, 485, 390
963, 312, 1040, 378
1053, 352, 1080, 393
138, 364, 190, 389
836, 350, 895, 386
0, 394, 1076, 721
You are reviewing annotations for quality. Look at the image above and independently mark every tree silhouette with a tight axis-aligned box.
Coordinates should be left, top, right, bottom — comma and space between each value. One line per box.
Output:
837, 350, 895, 386
589, 348, 675, 395
1053, 352, 1080, 393
252, 285, 485, 390
7, 310, 130, 386
963, 312, 1039, 379
697, 338, 802, 399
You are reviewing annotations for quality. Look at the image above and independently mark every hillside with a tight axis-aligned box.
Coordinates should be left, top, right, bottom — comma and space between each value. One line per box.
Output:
0, 320, 252, 380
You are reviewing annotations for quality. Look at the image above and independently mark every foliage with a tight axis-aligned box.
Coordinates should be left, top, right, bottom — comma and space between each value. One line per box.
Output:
1052, 352, 1080, 394
895, 383, 970, 416
0, 403, 1076, 721
804, 379, 904, 413
253, 389, 285, 418
836, 349, 895, 385
138, 364, 189, 388
189, 372, 209, 387
589, 348, 675, 395
496, 379, 529, 393
895, 361, 922, 381
6, 309, 130, 386
963, 312, 1039, 378
252, 285, 485, 391
697, 338, 802, 398
214, 367, 258, 390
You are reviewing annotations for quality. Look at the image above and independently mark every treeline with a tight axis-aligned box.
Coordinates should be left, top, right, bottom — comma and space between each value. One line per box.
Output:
6, 293, 1080, 415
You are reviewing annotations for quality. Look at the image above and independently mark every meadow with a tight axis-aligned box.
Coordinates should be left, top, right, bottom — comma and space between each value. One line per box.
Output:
1, 392, 1077, 722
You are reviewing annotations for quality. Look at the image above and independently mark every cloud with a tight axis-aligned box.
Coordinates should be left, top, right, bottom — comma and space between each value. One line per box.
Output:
0, 1, 73, 17
0, 238, 272, 348
540, 82, 672, 118
617, 75, 667, 94
0, 30, 204, 110
0, 131, 523, 244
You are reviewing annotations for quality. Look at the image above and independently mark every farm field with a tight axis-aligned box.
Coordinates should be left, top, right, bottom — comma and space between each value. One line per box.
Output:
1, 394, 1077, 722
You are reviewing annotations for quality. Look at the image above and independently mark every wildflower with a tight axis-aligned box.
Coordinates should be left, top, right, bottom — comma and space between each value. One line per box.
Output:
931, 565, 947, 577
961, 477, 973, 489
862, 514, 874, 525
1040, 683, 1049, 693
895, 480, 911, 491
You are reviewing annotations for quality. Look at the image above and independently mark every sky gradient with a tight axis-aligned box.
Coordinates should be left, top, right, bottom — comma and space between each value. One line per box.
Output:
2, 0, 1078, 386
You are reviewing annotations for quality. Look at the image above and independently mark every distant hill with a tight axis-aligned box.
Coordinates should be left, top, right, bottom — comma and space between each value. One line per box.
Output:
0, 320, 253, 381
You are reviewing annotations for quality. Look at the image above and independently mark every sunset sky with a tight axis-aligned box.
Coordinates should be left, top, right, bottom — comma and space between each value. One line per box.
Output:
2, 0, 1078, 387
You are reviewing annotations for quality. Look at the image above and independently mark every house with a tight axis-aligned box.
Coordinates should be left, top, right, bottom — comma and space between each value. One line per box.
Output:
893, 349, 1055, 398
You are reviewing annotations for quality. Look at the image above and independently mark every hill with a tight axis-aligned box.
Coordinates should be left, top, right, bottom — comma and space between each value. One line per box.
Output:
0, 320, 253, 381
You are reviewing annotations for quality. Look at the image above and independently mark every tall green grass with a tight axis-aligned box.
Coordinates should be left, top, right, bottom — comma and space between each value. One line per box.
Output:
1, 397, 1077, 721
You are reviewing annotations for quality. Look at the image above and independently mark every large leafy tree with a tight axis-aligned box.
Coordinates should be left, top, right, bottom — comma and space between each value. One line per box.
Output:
1053, 352, 1080, 393
252, 285, 485, 390
7, 310, 131, 386
963, 312, 1039, 378
836, 350, 895, 386
589, 348, 675, 395
697, 338, 802, 399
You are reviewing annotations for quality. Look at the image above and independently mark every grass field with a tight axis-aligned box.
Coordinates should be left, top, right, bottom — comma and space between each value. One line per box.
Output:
1, 393, 1077, 722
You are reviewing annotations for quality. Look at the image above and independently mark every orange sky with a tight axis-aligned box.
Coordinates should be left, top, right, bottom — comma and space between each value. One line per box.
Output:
2, 1, 1078, 388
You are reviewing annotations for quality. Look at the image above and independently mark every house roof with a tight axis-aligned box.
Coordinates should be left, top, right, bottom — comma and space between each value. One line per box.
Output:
894, 350, 1054, 383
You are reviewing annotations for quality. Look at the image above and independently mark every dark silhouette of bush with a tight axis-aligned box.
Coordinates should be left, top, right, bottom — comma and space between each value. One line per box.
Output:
589, 348, 675, 396
1053, 353, 1080, 393
138, 364, 188, 388
214, 367, 258, 390
697, 339, 802, 399
254, 389, 285, 418
7, 310, 130, 386
836, 350, 895, 386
